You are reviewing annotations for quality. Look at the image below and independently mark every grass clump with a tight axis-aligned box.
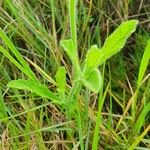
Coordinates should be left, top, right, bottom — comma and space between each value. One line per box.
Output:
0, 0, 150, 149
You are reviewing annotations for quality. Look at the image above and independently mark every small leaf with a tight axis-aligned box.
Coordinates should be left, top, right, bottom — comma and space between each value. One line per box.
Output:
60, 39, 77, 62
7, 80, 59, 102
83, 68, 102, 93
137, 39, 150, 87
55, 66, 66, 92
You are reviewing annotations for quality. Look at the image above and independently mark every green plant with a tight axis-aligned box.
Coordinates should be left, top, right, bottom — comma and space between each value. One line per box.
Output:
0, 0, 150, 149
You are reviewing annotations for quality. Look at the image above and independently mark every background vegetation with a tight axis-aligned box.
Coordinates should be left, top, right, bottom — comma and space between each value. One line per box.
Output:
0, 0, 149, 149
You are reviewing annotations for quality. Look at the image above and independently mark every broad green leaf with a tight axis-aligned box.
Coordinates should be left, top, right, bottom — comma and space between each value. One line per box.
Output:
55, 66, 66, 92
60, 39, 81, 78
60, 39, 77, 62
84, 20, 138, 73
83, 68, 102, 93
137, 39, 150, 87
85, 45, 101, 69
98, 20, 138, 65
7, 80, 59, 102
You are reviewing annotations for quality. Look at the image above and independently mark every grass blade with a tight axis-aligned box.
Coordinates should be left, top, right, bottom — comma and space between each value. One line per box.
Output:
0, 46, 32, 77
92, 83, 109, 150
0, 28, 37, 81
133, 101, 150, 134
137, 39, 150, 87
129, 125, 150, 150
0, 89, 7, 118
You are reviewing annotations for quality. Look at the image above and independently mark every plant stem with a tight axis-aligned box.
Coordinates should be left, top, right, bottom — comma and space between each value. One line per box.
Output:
68, 79, 82, 101
69, 0, 77, 52
68, 1, 85, 149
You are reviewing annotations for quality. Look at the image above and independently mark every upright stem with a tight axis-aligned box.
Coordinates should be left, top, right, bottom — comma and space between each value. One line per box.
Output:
68, 2, 84, 149
69, 0, 77, 52
68, 0, 82, 98
69, 0, 81, 80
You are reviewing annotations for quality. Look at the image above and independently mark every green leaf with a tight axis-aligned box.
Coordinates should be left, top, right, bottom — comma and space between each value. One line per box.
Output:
133, 101, 150, 134
83, 68, 102, 93
98, 20, 138, 65
7, 80, 59, 103
85, 45, 101, 69
0, 89, 7, 118
55, 66, 66, 92
137, 39, 150, 87
84, 20, 138, 74
60, 39, 77, 62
